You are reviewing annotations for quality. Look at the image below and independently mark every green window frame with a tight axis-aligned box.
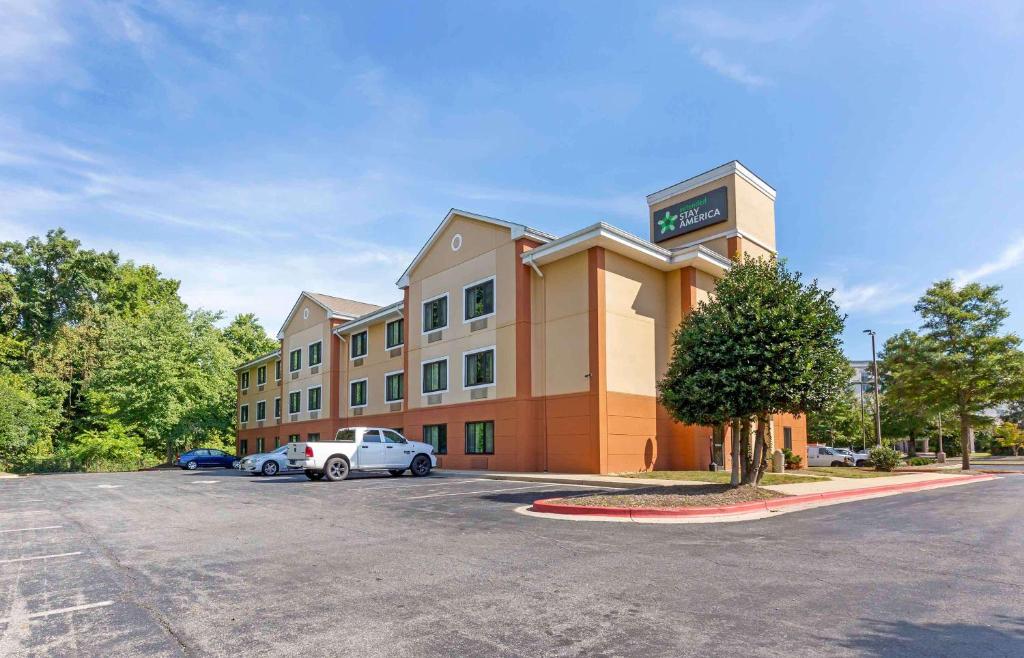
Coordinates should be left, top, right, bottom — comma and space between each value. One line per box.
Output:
308, 341, 322, 367
288, 391, 301, 414
423, 424, 447, 455
465, 421, 494, 455
289, 348, 302, 372
464, 348, 495, 388
464, 278, 494, 321
351, 331, 368, 358
307, 386, 322, 411
423, 295, 448, 332
288, 434, 300, 443
422, 358, 447, 394
350, 379, 367, 407
385, 372, 404, 402
386, 319, 404, 348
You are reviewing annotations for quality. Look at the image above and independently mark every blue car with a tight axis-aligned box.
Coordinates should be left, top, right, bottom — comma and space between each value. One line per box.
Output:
174, 448, 237, 470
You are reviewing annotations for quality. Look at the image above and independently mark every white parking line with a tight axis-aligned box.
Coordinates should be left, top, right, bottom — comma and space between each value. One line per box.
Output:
189, 480, 220, 484
0, 526, 63, 534
403, 484, 574, 500
4, 499, 44, 503
0, 552, 82, 564
0, 510, 47, 515
96, 485, 122, 489
0, 600, 114, 624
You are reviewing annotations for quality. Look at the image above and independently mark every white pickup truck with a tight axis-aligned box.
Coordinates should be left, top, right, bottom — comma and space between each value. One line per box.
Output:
287, 427, 437, 481
806, 444, 855, 467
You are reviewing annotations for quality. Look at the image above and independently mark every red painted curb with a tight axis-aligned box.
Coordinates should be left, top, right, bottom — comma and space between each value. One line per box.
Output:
529, 474, 996, 519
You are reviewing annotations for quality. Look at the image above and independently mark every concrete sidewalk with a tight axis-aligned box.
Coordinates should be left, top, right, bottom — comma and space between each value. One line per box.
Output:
763, 471, 969, 495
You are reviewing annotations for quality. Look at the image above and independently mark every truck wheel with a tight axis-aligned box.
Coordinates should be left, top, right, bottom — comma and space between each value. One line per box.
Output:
323, 457, 350, 482
305, 470, 324, 481
262, 461, 279, 476
410, 454, 431, 477
388, 469, 405, 477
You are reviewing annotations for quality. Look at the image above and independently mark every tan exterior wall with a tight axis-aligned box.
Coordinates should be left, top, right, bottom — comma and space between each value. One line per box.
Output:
530, 250, 590, 397
236, 354, 283, 445
339, 318, 404, 418
603, 251, 668, 397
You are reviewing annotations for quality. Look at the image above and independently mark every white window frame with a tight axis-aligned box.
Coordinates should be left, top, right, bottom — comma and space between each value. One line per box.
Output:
462, 345, 497, 390
256, 399, 267, 421
307, 385, 322, 412
239, 404, 249, 423
384, 369, 404, 402
256, 365, 267, 386
462, 276, 496, 324
421, 292, 450, 335
288, 390, 301, 414
420, 355, 449, 395
350, 330, 368, 360
240, 371, 249, 391
274, 396, 281, 419
289, 348, 302, 372
275, 360, 281, 382
349, 377, 369, 409
308, 340, 323, 367
385, 318, 404, 350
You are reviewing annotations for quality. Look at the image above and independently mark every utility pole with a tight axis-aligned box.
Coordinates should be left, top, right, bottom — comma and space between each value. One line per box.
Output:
858, 380, 867, 451
863, 330, 882, 447
937, 414, 945, 463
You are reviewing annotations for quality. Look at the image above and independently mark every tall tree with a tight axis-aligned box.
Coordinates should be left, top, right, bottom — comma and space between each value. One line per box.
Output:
807, 389, 869, 449
878, 330, 940, 457
659, 256, 849, 486
913, 280, 1024, 470
222, 313, 278, 364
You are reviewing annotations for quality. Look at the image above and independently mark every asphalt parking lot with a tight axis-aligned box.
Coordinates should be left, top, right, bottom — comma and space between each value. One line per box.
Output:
1, 468, 1022, 657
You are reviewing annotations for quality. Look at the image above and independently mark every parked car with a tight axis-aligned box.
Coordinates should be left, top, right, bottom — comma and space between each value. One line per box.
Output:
174, 448, 237, 470
237, 445, 297, 476
806, 444, 855, 467
287, 427, 437, 481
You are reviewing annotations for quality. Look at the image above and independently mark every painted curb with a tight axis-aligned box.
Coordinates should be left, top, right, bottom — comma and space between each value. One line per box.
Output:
530, 474, 997, 519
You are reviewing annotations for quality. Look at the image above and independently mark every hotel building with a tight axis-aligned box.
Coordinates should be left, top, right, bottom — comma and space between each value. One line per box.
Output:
234, 161, 807, 473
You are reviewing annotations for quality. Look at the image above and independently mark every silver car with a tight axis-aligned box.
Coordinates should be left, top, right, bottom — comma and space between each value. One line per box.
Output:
236, 445, 297, 476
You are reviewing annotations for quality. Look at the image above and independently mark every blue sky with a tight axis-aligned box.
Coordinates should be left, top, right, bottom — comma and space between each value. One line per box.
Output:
1, 1, 1022, 356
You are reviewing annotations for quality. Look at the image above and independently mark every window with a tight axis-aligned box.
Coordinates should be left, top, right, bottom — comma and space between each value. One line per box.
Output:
385, 372, 404, 402
289, 391, 301, 414
465, 421, 494, 455
423, 424, 447, 454
240, 371, 249, 390
362, 430, 381, 443
422, 294, 448, 332
239, 439, 248, 455
350, 379, 367, 407
382, 430, 405, 444
351, 331, 368, 358
422, 358, 448, 394
288, 434, 300, 443
336, 429, 356, 442
307, 386, 322, 411
289, 348, 302, 372
274, 436, 280, 449
308, 341, 322, 367
256, 400, 266, 421
784, 427, 793, 452
464, 278, 495, 321
464, 347, 495, 388
275, 360, 281, 381
307, 433, 320, 442
257, 365, 267, 386
256, 437, 264, 453
386, 319, 404, 348
240, 404, 249, 423
274, 397, 281, 419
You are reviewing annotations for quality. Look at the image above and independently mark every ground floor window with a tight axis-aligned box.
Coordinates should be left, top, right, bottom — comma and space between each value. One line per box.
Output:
465, 421, 494, 455
274, 436, 280, 449
783, 427, 793, 451
308, 433, 320, 442
256, 437, 264, 453
423, 424, 447, 454
239, 439, 248, 455
288, 434, 300, 442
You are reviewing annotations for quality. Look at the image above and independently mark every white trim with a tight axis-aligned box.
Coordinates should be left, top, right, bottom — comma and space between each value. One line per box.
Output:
239, 371, 250, 392
462, 345, 496, 391
349, 329, 369, 360
288, 347, 302, 372
646, 160, 776, 205
383, 369, 404, 403
275, 291, 364, 340
396, 209, 555, 288
306, 384, 323, 412
667, 227, 776, 255
287, 390, 302, 415
462, 276, 496, 324
384, 317, 404, 351
255, 364, 268, 387
274, 359, 281, 382
307, 340, 323, 368
273, 396, 281, 419
332, 301, 404, 336
421, 292, 450, 334
234, 349, 281, 373
239, 404, 249, 424
420, 355, 449, 395
255, 399, 267, 422
349, 377, 369, 409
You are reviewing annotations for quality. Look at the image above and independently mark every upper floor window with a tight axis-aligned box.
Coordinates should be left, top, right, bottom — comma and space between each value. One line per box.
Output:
256, 400, 266, 421
422, 357, 448, 394
464, 278, 495, 321
274, 397, 281, 419
239, 404, 249, 423
240, 371, 250, 390
351, 331, 368, 359
288, 391, 301, 414
308, 341, 322, 367
464, 347, 495, 388
423, 294, 448, 333
385, 372, 404, 402
289, 348, 302, 372
386, 318, 404, 349
275, 360, 281, 381
350, 379, 368, 407
256, 365, 267, 386
307, 386, 322, 411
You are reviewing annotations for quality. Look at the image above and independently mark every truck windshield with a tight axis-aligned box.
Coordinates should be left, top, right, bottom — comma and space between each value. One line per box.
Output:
335, 429, 356, 442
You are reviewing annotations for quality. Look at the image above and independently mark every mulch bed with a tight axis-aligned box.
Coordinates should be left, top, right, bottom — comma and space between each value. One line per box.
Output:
552, 484, 787, 509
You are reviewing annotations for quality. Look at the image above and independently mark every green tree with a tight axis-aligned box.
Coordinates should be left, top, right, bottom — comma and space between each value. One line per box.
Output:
912, 280, 1024, 470
0, 371, 60, 469
99, 261, 181, 318
658, 256, 849, 486
222, 313, 278, 364
993, 421, 1024, 456
807, 389, 870, 449
878, 330, 940, 457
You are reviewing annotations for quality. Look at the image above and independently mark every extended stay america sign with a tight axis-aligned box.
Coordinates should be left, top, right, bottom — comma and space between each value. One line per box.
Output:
652, 186, 729, 242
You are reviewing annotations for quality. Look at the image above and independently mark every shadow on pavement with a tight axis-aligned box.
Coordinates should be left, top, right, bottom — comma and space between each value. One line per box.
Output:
480, 489, 615, 505
839, 616, 1024, 657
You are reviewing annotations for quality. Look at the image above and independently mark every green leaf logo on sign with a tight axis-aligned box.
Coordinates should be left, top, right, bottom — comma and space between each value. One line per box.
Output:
658, 210, 678, 235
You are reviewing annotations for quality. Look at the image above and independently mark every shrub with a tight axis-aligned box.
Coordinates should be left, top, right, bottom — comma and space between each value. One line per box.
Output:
906, 456, 934, 466
869, 445, 902, 471
782, 448, 803, 470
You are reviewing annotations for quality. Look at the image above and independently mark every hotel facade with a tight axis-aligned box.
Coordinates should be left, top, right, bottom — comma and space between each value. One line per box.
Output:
234, 162, 807, 474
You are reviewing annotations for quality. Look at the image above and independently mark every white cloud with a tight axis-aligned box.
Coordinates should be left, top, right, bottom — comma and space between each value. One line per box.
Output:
666, 4, 828, 43
828, 281, 917, 314
692, 48, 771, 89
953, 236, 1024, 285
0, 0, 76, 82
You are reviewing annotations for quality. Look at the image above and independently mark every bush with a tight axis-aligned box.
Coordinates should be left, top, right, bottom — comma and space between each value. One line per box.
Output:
906, 456, 934, 466
782, 448, 803, 470
869, 445, 903, 471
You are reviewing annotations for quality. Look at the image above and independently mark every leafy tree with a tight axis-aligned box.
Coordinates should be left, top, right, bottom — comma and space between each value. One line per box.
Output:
878, 331, 941, 457
99, 261, 181, 318
659, 256, 849, 486
807, 389, 870, 449
222, 313, 278, 364
911, 280, 1024, 470
993, 421, 1024, 456
0, 371, 60, 469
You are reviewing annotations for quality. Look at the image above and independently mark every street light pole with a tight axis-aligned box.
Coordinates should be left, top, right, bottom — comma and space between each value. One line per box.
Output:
858, 381, 867, 451
864, 330, 883, 447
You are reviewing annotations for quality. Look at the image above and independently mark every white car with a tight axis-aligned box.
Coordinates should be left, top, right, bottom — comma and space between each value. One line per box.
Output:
287, 427, 437, 481
237, 445, 297, 476
807, 445, 855, 467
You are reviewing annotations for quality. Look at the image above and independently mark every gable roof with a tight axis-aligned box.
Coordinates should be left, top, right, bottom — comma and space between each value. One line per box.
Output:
332, 300, 404, 336
233, 349, 281, 373
276, 291, 382, 339
395, 208, 556, 288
